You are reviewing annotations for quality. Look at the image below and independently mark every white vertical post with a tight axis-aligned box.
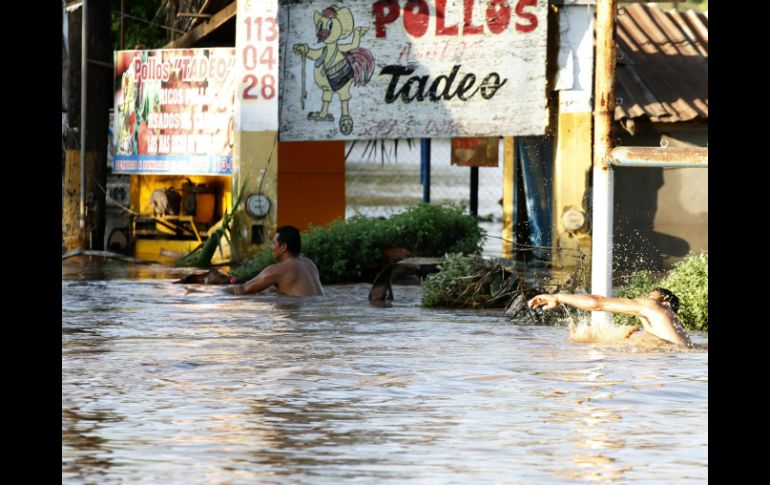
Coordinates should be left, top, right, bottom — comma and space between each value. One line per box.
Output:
591, 165, 614, 325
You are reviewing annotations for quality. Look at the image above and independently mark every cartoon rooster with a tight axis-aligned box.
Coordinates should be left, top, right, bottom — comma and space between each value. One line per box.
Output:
293, 5, 374, 135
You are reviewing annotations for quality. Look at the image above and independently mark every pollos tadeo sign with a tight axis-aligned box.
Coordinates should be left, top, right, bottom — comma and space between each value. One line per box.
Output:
278, 0, 548, 140
113, 48, 236, 175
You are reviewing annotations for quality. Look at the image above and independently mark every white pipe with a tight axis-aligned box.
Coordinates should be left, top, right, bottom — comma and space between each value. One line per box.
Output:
591, 164, 614, 326
608, 159, 708, 168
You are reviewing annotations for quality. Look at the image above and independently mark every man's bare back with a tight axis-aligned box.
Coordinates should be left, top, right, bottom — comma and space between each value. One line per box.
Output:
632, 298, 691, 347
264, 256, 324, 296
225, 226, 325, 297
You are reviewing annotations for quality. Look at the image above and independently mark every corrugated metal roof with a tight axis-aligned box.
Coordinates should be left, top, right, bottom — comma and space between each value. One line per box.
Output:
614, 3, 708, 123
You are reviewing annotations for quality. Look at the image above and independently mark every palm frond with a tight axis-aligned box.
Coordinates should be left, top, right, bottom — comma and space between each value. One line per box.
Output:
345, 138, 417, 164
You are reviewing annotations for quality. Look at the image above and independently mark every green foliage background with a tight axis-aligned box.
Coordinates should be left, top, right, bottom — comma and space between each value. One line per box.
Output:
421, 253, 487, 307
111, 0, 168, 50
614, 251, 708, 331
229, 204, 484, 284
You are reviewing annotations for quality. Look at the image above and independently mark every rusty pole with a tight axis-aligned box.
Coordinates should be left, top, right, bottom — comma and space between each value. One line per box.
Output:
591, 0, 617, 325
608, 146, 709, 167
594, 0, 617, 173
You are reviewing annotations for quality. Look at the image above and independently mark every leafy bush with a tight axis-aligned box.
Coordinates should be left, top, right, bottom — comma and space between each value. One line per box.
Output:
659, 251, 708, 331
379, 204, 484, 256
228, 247, 275, 283
229, 204, 484, 284
303, 216, 388, 284
613, 252, 708, 331
421, 254, 487, 307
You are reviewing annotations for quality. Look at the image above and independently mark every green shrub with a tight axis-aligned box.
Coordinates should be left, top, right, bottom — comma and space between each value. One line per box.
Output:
422, 254, 486, 307
229, 204, 484, 284
380, 204, 484, 256
303, 216, 388, 284
613, 252, 708, 331
228, 247, 275, 283
659, 251, 708, 331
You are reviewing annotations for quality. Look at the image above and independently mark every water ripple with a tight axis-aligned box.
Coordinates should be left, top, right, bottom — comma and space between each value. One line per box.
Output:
63, 269, 708, 484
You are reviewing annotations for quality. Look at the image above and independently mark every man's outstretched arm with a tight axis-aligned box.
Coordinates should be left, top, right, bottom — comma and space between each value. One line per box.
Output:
224, 266, 279, 295
528, 293, 648, 316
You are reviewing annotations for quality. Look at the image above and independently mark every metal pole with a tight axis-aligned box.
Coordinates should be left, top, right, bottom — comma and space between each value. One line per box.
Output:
80, 0, 88, 244
608, 146, 708, 168
591, 0, 617, 326
469, 166, 478, 216
420, 138, 431, 203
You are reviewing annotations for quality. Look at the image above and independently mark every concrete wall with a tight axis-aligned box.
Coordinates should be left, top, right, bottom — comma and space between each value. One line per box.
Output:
613, 127, 708, 271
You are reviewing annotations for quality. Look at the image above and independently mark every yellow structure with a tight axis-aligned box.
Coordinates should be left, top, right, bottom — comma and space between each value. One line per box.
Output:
127, 140, 346, 265
129, 174, 233, 264
230, 131, 279, 260
501, 137, 515, 259
551, 110, 592, 273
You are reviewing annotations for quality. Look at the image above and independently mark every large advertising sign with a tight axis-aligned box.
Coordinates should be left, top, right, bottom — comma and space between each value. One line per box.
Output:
113, 48, 236, 175
278, 0, 548, 141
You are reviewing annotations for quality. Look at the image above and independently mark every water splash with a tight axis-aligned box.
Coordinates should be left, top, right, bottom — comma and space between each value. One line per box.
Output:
568, 314, 637, 345
566, 314, 704, 352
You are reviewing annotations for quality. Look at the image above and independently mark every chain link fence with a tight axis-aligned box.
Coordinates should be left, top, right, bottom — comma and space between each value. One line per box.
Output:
345, 138, 504, 257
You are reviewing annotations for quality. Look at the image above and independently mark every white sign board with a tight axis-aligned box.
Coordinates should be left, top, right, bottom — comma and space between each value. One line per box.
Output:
278, 0, 548, 140
236, 0, 280, 132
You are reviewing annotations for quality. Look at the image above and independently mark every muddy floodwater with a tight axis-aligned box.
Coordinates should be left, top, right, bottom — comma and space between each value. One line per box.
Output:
62, 260, 707, 483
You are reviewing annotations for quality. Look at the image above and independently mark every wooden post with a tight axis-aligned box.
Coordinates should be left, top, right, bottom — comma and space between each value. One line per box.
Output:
502, 136, 515, 259
63, 5, 85, 251
62, 1, 111, 252
84, 0, 112, 250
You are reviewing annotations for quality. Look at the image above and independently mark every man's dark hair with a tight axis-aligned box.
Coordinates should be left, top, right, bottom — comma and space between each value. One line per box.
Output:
653, 287, 680, 313
276, 225, 301, 255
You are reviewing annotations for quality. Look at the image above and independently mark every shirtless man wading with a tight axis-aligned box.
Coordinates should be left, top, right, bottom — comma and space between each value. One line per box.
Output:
528, 288, 694, 348
225, 225, 324, 297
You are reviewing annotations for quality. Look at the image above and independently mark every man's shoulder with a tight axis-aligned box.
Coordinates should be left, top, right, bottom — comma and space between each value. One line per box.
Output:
633, 297, 664, 309
635, 298, 675, 321
297, 255, 319, 267
263, 260, 290, 275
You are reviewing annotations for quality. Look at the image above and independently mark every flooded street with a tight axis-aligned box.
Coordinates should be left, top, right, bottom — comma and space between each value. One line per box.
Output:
63, 260, 707, 483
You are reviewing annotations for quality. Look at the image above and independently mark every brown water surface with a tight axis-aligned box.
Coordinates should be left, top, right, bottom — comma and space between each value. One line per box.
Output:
62, 258, 707, 483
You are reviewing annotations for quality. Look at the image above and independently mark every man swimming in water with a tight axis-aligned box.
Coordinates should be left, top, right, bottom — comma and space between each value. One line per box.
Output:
527, 288, 693, 347
225, 225, 325, 297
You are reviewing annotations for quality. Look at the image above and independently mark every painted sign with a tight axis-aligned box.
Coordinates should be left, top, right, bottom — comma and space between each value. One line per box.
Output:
113, 48, 236, 175
236, 0, 280, 132
451, 136, 499, 166
278, 0, 548, 141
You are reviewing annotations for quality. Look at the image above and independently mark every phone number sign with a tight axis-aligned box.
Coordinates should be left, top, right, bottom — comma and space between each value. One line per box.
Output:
236, 0, 280, 132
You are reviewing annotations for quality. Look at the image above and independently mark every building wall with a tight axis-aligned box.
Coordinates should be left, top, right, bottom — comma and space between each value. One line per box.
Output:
613, 127, 708, 271
277, 141, 346, 232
